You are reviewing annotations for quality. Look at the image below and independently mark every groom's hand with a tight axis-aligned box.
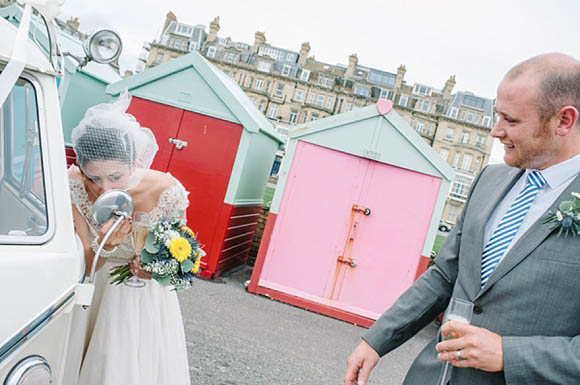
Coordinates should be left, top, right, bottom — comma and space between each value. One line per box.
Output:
345, 340, 379, 385
436, 320, 504, 372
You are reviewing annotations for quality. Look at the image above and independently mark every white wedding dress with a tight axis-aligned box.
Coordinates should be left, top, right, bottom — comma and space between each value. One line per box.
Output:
69, 171, 191, 385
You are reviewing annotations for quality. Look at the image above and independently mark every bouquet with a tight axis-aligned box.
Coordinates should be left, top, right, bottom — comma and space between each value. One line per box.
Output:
110, 216, 205, 290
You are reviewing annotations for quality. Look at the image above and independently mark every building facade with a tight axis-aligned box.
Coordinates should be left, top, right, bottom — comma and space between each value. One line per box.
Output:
141, 12, 496, 224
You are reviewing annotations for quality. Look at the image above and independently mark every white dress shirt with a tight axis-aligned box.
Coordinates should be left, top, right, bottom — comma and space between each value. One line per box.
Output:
483, 152, 580, 264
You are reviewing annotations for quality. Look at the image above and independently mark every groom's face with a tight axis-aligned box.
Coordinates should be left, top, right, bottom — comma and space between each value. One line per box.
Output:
491, 74, 559, 170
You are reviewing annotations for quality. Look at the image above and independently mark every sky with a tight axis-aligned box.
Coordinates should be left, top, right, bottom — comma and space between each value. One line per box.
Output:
59, 0, 580, 164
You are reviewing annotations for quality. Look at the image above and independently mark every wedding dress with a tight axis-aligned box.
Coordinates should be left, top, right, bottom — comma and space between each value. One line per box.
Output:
69, 170, 191, 385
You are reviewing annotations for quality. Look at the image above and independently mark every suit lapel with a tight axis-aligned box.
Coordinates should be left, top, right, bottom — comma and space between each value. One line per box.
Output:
476, 173, 580, 299
462, 167, 523, 300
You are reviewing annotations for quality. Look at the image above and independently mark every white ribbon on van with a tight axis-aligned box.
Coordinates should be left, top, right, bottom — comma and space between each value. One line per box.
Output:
0, 0, 64, 107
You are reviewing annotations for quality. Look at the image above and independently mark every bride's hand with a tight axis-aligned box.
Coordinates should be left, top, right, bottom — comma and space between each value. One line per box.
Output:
129, 257, 153, 280
97, 217, 132, 251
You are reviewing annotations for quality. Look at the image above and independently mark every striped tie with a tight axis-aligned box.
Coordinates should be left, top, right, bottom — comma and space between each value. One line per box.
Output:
480, 171, 546, 288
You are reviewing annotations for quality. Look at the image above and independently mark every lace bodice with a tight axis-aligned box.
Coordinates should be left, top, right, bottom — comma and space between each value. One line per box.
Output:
69, 167, 189, 262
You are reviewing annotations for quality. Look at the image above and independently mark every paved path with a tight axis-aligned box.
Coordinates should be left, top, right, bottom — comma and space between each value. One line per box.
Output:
178, 265, 438, 385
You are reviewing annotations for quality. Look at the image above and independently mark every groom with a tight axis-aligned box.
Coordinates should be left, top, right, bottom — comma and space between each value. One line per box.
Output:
344, 52, 580, 385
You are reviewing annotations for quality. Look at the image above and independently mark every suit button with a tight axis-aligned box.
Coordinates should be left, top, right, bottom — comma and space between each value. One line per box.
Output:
473, 305, 483, 314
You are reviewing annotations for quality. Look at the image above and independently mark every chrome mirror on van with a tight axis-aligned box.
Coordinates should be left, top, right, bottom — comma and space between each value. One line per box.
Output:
91, 189, 133, 226
88, 189, 133, 283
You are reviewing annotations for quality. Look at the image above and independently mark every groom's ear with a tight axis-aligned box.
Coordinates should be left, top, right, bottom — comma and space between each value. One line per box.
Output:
555, 105, 579, 136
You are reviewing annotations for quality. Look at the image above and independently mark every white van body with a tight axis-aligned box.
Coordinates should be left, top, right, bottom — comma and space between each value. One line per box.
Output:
0, 11, 83, 385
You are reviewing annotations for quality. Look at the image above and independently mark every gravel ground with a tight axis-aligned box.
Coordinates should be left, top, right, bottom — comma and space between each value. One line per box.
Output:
178, 265, 438, 385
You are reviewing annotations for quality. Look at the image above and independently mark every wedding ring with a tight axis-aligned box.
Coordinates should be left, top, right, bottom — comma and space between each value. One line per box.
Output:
456, 350, 464, 360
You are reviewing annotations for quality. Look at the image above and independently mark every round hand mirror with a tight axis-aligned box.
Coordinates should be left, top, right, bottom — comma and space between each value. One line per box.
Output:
90, 189, 134, 226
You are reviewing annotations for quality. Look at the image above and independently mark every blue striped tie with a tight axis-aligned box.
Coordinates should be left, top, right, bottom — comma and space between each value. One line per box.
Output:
480, 171, 546, 288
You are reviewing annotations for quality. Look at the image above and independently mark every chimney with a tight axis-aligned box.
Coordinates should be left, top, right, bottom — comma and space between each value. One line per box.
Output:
395, 64, 406, 89
298, 42, 310, 66
345, 54, 358, 77
207, 16, 220, 44
442, 75, 456, 100
162, 11, 177, 38
66, 17, 79, 31
252, 31, 266, 53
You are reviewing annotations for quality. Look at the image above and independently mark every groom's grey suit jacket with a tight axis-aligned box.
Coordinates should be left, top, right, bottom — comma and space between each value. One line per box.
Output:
364, 164, 580, 385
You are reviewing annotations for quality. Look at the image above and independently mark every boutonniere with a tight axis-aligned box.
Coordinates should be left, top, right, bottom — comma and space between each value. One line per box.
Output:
543, 192, 580, 237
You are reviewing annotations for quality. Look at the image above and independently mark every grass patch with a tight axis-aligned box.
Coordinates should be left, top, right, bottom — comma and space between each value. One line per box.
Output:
432, 234, 447, 255
263, 187, 275, 207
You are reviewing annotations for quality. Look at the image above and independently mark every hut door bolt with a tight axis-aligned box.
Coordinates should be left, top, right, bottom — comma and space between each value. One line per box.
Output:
169, 138, 188, 150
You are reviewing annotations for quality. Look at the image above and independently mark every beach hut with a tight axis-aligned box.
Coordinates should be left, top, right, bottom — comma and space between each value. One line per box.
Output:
248, 100, 454, 327
106, 52, 284, 278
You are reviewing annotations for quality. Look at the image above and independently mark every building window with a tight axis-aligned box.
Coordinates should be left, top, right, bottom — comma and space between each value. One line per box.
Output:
476, 135, 484, 148
462, 154, 473, 171
416, 121, 425, 134
189, 42, 197, 51
474, 157, 481, 171
379, 89, 393, 100
255, 79, 264, 91
482, 116, 491, 127
275, 84, 284, 97
155, 54, 164, 65
449, 174, 474, 202
354, 85, 369, 97
461, 131, 470, 144
444, 127, 454, 141
399, 94, 408, 107
316, 95, 324, 107
295, 89, 304, 102
265, 80, 271, 92
460, 111, 466, 121
409, 119, 415, 128
421, 101, 430, 112
440, 149, 449, 161
249, 97, 257, 105
281, 65, 292, 76
310, 113, 319, 121
450, 107, 458, 119
446, 205, 459, 223
426, 123, 434, 136
286, 53, 296, 62
308, 92, 315, 104
318, 77, 331, 87
354, 103, 361, 110
453, 152, 461, 168
257, 61, 271, 72
467, 112, 474, 123
207, 46, 217, 58
267, 104, 278, 118
258, 100, 266, 112
326, 96, 332, 109
300, 69, 310, 82
289, 109, 298, 123
413, 84, 429, 96
345, 102, 352, 111
224, 52, 237, 63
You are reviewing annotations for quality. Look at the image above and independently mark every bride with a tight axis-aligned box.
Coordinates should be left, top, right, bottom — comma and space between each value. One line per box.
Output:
69, 95, 191, 385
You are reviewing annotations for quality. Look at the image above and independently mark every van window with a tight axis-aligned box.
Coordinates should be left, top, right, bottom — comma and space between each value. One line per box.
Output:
0, 78, 48, 240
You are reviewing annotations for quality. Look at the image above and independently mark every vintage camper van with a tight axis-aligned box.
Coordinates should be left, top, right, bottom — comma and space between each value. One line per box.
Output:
0, 3, 122, 384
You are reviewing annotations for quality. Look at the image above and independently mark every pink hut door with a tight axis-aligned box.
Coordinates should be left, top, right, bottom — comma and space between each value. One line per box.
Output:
259, 141, 441, 319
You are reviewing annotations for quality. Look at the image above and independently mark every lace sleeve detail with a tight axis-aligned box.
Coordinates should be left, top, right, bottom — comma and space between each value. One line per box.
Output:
145, 176, 190, 227
68, 167, 98, 231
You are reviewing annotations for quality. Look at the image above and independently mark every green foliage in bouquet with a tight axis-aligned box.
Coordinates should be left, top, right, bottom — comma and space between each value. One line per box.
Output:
110, 216, 204, 291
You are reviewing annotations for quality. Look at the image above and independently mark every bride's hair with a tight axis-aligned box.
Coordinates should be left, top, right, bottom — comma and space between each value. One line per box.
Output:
71, 92, 158, 176
74, 126, 136, 170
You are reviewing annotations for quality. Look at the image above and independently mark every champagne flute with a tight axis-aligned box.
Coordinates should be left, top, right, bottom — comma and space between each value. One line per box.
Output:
125, 211, 147, 288
438, 298, 473, 385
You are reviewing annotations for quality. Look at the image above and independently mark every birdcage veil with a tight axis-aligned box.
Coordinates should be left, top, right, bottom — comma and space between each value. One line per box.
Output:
71, 92, 158, 190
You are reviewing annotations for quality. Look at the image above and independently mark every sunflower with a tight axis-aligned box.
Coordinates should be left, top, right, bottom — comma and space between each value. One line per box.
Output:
180, 226, 196, 238
191, 256, 201, 274
169, 237, 192, 262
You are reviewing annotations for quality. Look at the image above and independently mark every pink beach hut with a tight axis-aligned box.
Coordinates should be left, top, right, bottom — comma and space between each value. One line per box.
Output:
248, 100, 454, 327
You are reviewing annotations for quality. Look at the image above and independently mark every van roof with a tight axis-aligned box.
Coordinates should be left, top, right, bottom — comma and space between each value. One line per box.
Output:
0, 16, 54, 74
